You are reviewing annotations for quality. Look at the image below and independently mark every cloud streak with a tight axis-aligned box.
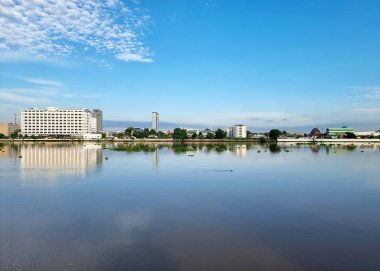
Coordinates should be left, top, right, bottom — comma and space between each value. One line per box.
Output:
0, 0, 152, 63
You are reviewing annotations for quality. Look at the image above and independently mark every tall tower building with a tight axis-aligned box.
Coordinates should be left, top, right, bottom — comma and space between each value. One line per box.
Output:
92, 109, 103, 132
152, 112, 159, 131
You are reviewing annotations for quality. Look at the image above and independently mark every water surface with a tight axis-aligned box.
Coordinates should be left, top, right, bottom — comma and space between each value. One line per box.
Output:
1, 142, 380, 271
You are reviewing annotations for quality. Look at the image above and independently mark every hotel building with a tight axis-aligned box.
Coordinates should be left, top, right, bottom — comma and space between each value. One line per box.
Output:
152, 112, 159, 131
21, 107, 102, 137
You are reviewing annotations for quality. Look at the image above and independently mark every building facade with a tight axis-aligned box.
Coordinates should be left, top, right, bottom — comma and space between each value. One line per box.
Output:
92, 109, 103, 132
21, 107, 102, 137
326, 127, 355, 138
226, 124, 247, 138
152, 112, 159, 131
0, 123, 20, 136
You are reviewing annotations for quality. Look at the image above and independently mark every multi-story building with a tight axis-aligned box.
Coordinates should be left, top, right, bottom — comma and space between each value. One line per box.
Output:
226, 124, 247, 138
326, 127, 355, 138
21, 107, 102, 137
0, 123, 20, 136
92, 109, 103, 132
152, 112, 159, 131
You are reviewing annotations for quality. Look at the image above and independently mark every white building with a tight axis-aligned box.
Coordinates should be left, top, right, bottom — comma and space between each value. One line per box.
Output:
21, 107, 102, 137
226, 124, 247, 138
152, 112, 159, 131
355, 131, 380, 138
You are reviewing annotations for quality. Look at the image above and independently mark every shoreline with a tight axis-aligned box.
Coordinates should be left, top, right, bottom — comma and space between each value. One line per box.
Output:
1, 138, 380, 143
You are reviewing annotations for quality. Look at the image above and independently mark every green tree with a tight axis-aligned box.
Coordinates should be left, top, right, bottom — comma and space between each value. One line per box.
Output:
191, 133, 197, 139
149, 129, 157, 136
10, 129, 20, 139
246, 130, 252, 137
206, 133, 214, 139
345, 132, 356, 139
125, 127, 135, 136
269, 129, 283, 140
0, 133, 5, 139
214, 129, 227, 139
172, 128, 188, 141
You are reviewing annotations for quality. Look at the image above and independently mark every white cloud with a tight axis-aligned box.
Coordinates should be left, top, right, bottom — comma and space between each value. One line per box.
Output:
116, 53, 153, 63
345, 85, 380, 99
17, 76, 63, 87
0, 90, 49, 104
0, 0, 152, 63
353, 107, 380, 114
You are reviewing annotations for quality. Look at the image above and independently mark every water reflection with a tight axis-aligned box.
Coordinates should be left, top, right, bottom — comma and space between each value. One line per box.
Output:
1, 142, 380, 271
16, 143, 103, 178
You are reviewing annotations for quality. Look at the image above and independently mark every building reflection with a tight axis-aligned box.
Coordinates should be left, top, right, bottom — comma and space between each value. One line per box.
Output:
152, 148, 159, 169
20, 143, 102, 178
235, 144, 247, 157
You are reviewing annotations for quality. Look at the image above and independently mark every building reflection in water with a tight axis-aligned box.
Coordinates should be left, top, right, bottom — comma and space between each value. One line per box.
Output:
20, 143, 102, 178
152, 148, 159, 169
235, 144, 247, 157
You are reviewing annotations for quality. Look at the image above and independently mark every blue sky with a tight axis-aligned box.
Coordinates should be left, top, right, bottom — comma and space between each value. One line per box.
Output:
0, 0, 379, 131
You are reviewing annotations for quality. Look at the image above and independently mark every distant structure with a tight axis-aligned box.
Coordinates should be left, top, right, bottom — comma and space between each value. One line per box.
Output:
92, 109, 103, 132
226, 124, 247, 138
0, 122, 20, 136
309, 128, 321, 138
200, 128, 215, 136
326, 126, 355, 138
21, 107, 103, 137
152, 112, 159, 131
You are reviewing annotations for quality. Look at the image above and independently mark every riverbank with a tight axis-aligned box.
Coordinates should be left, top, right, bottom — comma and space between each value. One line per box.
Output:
277, 138, 380, 143
1, 138, 380, 143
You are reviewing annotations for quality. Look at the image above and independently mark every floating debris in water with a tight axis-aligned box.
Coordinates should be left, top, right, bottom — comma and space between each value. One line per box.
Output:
188, 154, 195, 156
18, 155, 22, 158
105, 157, 109, 160
257, 150, 261, 153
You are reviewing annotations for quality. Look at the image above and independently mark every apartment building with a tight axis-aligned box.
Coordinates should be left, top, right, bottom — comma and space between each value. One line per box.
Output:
21, 107, 102, 137
226, 124, 247, 138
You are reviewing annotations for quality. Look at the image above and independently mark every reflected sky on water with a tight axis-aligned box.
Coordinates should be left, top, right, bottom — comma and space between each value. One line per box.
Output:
0, 142, 380, 271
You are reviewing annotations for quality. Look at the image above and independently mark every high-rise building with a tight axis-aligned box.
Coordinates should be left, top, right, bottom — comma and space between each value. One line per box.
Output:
21, 107, 102, 137
152, 112, 159, 131
92, 109, 103, 132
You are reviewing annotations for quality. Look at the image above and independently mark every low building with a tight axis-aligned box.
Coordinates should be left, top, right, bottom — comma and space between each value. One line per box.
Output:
226, 124, 247, 138
355, 130, 380, 138
200, 128, 215, 136
83, 134, 102, 140
326, 127, 355, 138
185, 128, 199, 137
0, 123, 20, 137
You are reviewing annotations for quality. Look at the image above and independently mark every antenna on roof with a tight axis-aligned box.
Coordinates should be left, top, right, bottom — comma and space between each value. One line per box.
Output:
14, 113, 17, 124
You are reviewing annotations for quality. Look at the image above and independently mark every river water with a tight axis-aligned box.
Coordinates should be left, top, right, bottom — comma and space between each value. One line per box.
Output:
1, 142, 380, 271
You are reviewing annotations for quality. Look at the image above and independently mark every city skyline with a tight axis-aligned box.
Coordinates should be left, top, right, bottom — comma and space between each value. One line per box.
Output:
0, 0, 379, 130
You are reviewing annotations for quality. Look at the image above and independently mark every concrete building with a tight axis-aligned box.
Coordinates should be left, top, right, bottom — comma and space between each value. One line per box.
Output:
21, 107, 102, 137
355, 130, 380, 138
152, 112, 159, 131
92, 109, 103, 132
226, 124, 247, 138
326, 127, 355, 138
0, 123, 20, 136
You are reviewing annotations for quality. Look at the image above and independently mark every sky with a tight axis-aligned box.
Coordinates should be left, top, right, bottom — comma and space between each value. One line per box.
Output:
0, 0, 379, 131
